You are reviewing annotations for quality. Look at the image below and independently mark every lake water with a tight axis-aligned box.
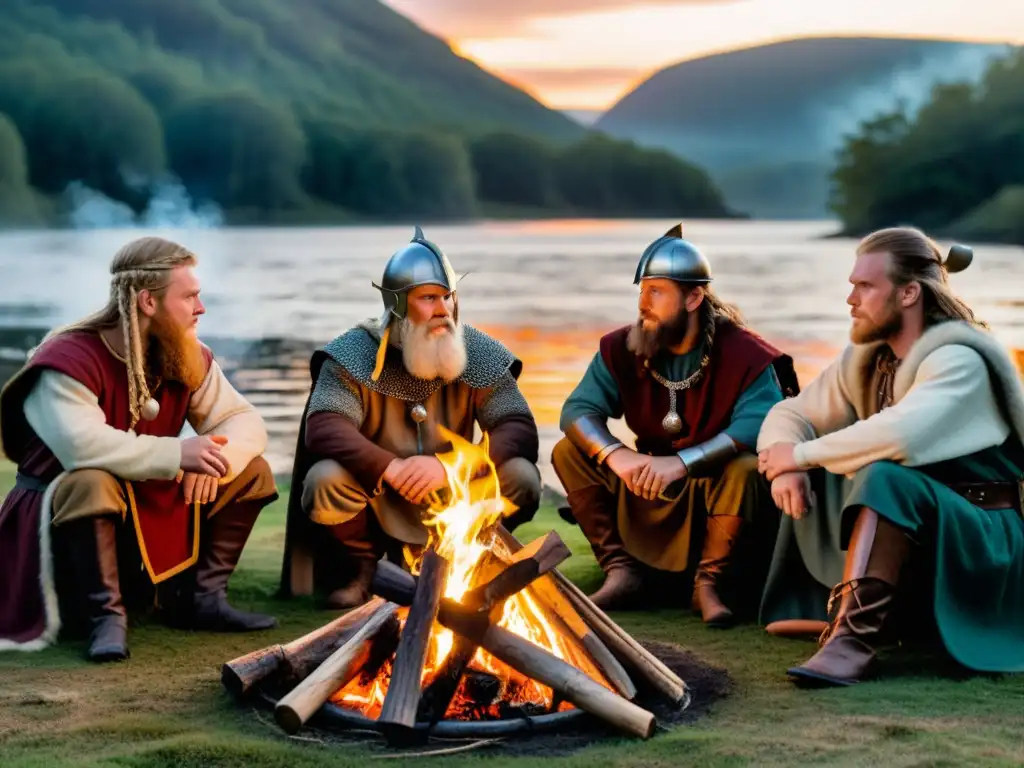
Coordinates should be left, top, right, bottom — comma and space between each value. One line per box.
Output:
2, 219, 1023, 489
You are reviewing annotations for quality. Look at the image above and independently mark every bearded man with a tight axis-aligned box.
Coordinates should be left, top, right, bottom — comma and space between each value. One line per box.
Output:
552, 225, 799, 622
0, 236, 277, 662
279, 227, 541, 608
758, 226, 1024, 686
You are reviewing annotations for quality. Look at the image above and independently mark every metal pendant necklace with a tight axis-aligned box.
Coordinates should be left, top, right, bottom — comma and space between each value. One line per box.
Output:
645, 356, 709, 433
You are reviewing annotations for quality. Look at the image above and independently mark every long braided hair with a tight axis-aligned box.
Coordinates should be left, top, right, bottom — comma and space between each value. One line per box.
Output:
44, 236, 198, 427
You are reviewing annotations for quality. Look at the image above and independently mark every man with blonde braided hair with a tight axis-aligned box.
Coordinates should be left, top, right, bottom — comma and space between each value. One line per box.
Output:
0, 236, 278, 661
758, 226, 1024, 685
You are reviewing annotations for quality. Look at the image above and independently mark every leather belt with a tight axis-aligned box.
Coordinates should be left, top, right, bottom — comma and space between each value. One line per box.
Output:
14, 473, 49, 493
948, 481, 1023, 513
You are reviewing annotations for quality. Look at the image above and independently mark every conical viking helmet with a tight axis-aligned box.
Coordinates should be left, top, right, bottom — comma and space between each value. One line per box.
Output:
372, 226, 459, 320
634, 223, 713, 285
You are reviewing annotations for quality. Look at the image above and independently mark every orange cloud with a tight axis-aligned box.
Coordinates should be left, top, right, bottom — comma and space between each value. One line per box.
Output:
385, 0, 736, 38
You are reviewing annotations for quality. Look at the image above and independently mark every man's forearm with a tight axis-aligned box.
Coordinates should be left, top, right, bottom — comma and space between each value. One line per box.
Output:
188, 361, 268, 481
564, 414, 625, 464
305, 411, 396, 494
676, 433, 738, 477
487, 413, 539, 467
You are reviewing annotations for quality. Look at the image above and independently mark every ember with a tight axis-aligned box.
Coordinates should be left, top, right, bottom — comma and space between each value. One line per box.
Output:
222, 427, 691, 746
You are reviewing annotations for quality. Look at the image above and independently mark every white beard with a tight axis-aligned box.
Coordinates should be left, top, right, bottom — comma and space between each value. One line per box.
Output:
398, 317, 468, 382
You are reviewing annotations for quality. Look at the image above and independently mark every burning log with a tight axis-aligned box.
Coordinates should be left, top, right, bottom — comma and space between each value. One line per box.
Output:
378, 549, 450, 745
465, 531, 570, 610
416, 535, 570, 725
274, 601, 400, 735
372, 539, 638, 702
437, 603, 656, 739
221, 597, 386, 698
495, 526, 687, 706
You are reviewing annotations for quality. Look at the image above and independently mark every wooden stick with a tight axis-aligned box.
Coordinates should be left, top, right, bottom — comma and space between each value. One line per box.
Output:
438, 603, 656, 739
371, 559, 416, 606
418, 539, 563, 725
379, 536, 638, 702
463, 531, 570, 611
274, 602, 400, 734
221, 597, 385, 698
378, 550, 449, 745
495, 525, 686, 704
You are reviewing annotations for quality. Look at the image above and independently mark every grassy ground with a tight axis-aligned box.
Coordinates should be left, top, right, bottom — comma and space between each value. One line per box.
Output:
1, 460, 1022, 767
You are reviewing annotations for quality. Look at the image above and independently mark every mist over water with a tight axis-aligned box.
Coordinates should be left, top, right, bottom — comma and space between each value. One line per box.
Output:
63, 177, 224, 230
1, 219, 1022, 486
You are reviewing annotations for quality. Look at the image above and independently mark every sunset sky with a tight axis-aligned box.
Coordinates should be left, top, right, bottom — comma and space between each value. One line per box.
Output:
385, 0, 1024, 111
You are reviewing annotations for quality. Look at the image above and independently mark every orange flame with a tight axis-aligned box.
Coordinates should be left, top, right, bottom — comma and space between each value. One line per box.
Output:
332, 427, 610, 720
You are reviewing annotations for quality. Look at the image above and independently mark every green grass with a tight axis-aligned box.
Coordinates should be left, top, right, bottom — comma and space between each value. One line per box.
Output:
1, 460, 1022, 766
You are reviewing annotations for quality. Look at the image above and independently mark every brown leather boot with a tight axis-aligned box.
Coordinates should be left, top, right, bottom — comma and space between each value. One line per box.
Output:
59, 516, 129, 662
189, 501, 277, 632
323, 511, 386, 610
692, 515, 743, 627
567, 485, 646, 610
788, 508, 910, 686
324, 557, 378, 609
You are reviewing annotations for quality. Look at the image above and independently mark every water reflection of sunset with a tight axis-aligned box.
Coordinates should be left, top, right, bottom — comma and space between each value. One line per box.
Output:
477, 323, 849, 428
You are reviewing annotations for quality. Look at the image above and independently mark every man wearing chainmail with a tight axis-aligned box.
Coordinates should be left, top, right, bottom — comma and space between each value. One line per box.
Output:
758, 227, 1024, 686
279, 227, 541, 608
0, 237, 278, 662
552, 225, 799, 622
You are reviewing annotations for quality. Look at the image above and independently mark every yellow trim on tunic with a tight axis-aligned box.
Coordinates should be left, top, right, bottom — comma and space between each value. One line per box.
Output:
124, 481, 201, 584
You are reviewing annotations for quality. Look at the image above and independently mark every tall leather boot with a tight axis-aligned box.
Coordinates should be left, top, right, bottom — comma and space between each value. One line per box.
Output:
569, 485, 644, 610
60, 516, 129, 662
323, 511, 385, 610
788, 508, 910, 686
188, 501, 277, 631
692, 515, 744, 628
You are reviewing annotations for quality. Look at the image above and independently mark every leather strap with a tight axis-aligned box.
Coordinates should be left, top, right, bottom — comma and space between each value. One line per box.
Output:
948, 481, 1023, 514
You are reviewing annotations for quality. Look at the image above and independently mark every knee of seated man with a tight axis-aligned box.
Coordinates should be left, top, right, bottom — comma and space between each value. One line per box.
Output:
227, 455, 278, 502
301, 459, 367, 523
52, 468, 125, 525
552, 438, 585, 475
852, 459, 910, 489
498, 457, 542, 515
60, 467, 122, 494
718, 452, 761, 484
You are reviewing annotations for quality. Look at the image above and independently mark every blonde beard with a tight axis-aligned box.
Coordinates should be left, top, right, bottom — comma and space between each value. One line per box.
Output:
397, 317, 468, 382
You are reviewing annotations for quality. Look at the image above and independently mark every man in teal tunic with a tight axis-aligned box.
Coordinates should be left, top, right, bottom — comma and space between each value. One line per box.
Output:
758, 226, 1024, 685
552, 225, 799, 624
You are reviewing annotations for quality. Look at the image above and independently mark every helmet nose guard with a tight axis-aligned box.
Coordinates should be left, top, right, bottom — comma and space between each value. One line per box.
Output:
633, 223, 713, 285
372, 226, 461, 319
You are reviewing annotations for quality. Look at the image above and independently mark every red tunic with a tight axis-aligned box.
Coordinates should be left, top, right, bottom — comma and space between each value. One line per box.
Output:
0, 330, 210, 647
599, 320, 799, 456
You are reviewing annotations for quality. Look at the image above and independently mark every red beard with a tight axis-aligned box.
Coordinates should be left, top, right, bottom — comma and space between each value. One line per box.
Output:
146, 312, 207, 391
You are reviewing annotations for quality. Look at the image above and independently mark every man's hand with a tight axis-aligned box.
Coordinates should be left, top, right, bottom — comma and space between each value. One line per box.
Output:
758, 442, 800, 481
384, 456, 448, 505
634, 455, 687, 500
179, 472, 219, 505
605, 448, 652, 498
771, 471, 815, 520
180, 435, 229, 477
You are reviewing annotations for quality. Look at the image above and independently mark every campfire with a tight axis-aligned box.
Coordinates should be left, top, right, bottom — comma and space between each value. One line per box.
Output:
223, 428, 690, 745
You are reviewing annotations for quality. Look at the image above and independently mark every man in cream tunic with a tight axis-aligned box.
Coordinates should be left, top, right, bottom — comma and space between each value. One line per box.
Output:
0, 236, 277, 661
757, 226, 1024, 686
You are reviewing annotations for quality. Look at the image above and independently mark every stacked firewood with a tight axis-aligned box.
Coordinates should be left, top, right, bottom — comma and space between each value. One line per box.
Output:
221, 527, 690, 746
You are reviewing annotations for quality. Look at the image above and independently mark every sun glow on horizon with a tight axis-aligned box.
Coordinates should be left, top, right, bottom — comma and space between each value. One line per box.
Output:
387, 0, 1024, 110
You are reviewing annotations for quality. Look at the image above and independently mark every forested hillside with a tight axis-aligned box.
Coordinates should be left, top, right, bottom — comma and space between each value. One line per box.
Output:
0, 0, 733, 226
830, 47, 1024, 244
